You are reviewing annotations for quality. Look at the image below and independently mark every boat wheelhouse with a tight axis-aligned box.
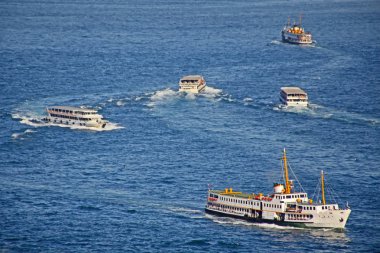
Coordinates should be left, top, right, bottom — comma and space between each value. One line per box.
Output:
280, 87, 309, 107
179, 75, 206, 93
281, 16, 313, 45
205, 149, 351, 229
44, 106, 107, 128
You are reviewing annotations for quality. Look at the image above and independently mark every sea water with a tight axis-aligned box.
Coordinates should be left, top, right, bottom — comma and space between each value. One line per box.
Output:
1, 0, 379, 252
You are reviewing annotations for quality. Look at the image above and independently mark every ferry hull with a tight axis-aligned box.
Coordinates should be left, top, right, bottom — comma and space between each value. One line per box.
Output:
282, 38, 313, 45
281, 33, 313, 45
205, 208, 309, 228
205, 207, 350, 229
45, 116, 107, 129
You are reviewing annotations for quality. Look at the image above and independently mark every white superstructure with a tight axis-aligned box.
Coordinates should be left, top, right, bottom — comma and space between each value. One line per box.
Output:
280, 87, 309, 107
44, 106, 108, 128
281, 16, 313, 45
179, 75, 206, 93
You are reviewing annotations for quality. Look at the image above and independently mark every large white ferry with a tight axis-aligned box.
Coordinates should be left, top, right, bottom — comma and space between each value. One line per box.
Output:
280, 87, 309, 107
179, 75, 206, 93
43, 106, 108, 128
282, 16, 313, 45
205, 149, 351, 229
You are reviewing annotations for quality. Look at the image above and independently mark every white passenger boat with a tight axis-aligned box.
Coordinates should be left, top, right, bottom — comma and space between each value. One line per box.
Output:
280, 87, 309, 107
205, 149, 351, 229
43, 106, 108, 128
179, 75, 206, 93
282, 16, 313, 45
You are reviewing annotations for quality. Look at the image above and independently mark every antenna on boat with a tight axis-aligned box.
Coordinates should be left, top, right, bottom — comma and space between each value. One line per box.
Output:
321, 170, 326, 205
287, 16, 290, 26
282, 148, 291, 194
299, 13, 303, 26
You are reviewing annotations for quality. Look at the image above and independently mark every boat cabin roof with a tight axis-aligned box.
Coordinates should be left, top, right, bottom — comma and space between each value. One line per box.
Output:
48, 106, 97, 113
281, 87, 307, 95
180, 75, 204, 81
209, 190, 252, 199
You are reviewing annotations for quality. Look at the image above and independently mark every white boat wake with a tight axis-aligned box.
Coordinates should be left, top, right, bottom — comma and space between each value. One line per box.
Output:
274, 103, 380, 126
11, 129, 36, 139
146, 86, 225, 108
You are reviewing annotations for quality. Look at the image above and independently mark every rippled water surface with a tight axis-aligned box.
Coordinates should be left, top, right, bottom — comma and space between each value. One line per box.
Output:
1, 0, 379, 252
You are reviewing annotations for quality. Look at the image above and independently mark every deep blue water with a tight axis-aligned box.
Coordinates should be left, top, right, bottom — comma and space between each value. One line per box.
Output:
1, 0, 380, 252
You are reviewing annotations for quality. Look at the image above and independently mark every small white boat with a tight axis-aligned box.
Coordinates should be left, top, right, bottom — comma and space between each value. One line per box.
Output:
179, 75, 206, 94
280, 87, 309, 107
43, 106, 108, 128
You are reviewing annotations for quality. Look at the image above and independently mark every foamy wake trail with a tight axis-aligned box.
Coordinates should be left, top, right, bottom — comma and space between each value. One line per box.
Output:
275, 103, 380, 126
11, 129, 36, 139
200, 86, 223, 98
146, 88, 180, 107
12, 113, 45, 128
270, 40, 282, 45
116, 100, 126, 107
243, 97, 254, 105
205, 214, 304, 230
146, 86, 226, 107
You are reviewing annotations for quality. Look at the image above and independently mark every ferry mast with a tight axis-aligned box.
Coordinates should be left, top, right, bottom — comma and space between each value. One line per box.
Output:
282, 148, 292, 194
321, 170, 326, 205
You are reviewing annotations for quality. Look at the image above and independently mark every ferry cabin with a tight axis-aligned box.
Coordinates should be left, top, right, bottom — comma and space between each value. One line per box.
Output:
179, 75, 206, 93
46, 106, 107, 128
280, 87, 309, 107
